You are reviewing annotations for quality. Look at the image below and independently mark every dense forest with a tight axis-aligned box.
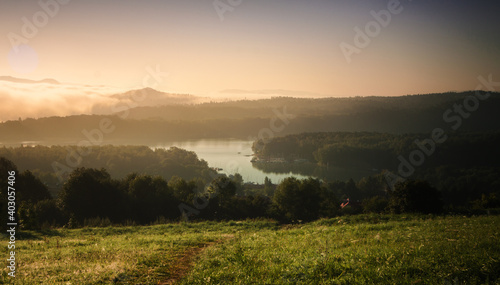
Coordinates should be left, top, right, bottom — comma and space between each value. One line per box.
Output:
252, 131, 500, 209
0, 156, 463, 231
0, 145, 215, 195
1, 135, 498, 230
252, 132, 500, 169
1, 91, 499, 144
1, 153, 497, 231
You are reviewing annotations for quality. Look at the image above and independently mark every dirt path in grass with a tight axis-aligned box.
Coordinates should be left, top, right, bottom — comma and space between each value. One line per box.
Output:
159, 234, 234, 285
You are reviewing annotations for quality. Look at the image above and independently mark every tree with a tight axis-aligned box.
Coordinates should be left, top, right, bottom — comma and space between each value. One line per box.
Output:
345, 178, 362, 201
203, 176, 237, 220
357, 175, 386, 199
127, 174, 178, 223
264, 176, 275, 196
59, 168, 125, 223
273, 177, 325, 222
232, 173, 244, 195
318, 186, 340, 218
389, 180, 443, 214
207, 176, 236, 206
168, 176, 196, 203
224, 195, 272, 220
17, 170, 51, 204
472, 193, 500, 210
362, 196, 389, 213
33, 199, 65, 228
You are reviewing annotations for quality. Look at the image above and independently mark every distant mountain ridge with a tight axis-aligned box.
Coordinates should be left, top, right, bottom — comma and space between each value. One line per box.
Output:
220, 89, 328, 98
121, 91, 492, 121
0, 76, 206, 121
110, 87, 203, 105
0, 76, 60, 85
89, 87, 206, 115
1, 91, 499, 145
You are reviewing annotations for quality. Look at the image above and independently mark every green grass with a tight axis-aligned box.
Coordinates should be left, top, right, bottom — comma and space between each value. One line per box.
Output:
181, 215, 500, 285
0, 220, 274, 284
1, 216, 499, 284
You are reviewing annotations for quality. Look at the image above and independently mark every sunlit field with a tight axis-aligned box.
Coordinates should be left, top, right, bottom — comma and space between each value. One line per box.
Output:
2, 215, 499, 284
183, 215, 500, 284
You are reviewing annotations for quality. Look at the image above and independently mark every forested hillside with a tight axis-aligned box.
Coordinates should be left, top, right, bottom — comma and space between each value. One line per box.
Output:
253, 132, 500, 169
252, 131, 500, 208
0, 145, 215, 191
1, 91, 499, 144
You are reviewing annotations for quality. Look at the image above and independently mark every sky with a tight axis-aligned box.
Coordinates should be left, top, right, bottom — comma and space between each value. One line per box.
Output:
1, 0, 500, 120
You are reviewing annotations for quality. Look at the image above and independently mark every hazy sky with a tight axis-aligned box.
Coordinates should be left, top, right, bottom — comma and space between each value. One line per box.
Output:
1, 0, 500, 98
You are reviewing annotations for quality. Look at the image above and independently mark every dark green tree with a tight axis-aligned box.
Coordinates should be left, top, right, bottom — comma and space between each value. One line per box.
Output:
472, 193, 500, 210
273, 177, 325, 222
357, 175, 386, 199
127, 174, 178, 223
264, 176, 275, 196
207, 176, 236, 206
362, 196, 389, 213
59, 168, 126, 223
168, 176, 196, 203
17, 170, 51, 203
389, 180, 443, 214
33, 199, 65, 228
204, 176, 237, 220
232, 173, 244, 195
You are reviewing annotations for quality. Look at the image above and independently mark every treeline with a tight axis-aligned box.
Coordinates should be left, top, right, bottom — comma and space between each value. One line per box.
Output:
0, 154, 500, 229
2, 91, 499, 144
2, 156, 498, 231
253, 132, 500, 169
252, 131, 500, 207
0, 145, 216, 194
124, 91, 500, 121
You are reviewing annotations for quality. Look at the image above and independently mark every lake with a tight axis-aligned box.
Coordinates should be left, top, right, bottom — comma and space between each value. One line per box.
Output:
152, 139, 311, 184
6, 139, 373, 184
152, 139, 376, 184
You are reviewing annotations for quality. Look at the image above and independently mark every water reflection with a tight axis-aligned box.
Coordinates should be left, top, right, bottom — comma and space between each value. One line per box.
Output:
153, 139, 374, 183
152, 139, 310, 184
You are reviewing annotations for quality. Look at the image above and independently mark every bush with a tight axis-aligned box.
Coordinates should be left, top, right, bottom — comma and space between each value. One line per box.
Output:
83, 217, 112, 227
389, 180, 443, 214
363, 196, 389, 213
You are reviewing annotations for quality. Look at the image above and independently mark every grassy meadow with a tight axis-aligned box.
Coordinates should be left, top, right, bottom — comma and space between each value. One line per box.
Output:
1, 215, 499, 284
